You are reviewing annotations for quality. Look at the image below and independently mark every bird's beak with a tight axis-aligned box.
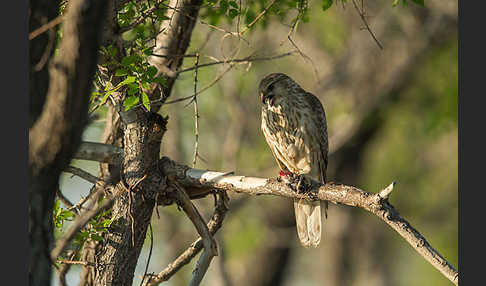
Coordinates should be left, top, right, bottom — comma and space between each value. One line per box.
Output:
260, 92, 266, 104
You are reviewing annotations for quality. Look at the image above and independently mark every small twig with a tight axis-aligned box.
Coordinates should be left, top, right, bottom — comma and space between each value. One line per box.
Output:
139, 222, 154, 286
164, 64, 234, 105
68, 186, 97, 213
287, 35, 320, 80
159, 2, 237, 36
56, 260, 96, 266
351, 0, 383, 50
239, 0, 277, 35
278, 14, 319, 80
56, 189, 75, 210
29, 15, 64, 40
378, 181, 396, 200
150, 53, 199, 58
64, 166, 101, 185
163, 51, 296, 106
118, 2, 164, 34
192, 53, 200, 168
176, 51, 297, 75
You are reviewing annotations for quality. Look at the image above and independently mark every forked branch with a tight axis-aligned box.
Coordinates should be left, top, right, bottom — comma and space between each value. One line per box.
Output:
142, 191, 229, 286
158, 157, 459, 285
70, 144, 458, 285
169, 180, 218, 286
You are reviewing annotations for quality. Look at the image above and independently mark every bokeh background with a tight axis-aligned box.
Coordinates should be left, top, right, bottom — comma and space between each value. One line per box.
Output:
59, 0, 457, 285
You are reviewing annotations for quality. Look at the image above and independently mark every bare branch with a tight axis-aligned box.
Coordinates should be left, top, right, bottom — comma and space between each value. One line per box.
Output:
29, 15, 64, 40
64, 166, 101, 184
192, 53, 201, 167
170, 180, 218, 286
73, 141, 122, 164
158, 157, 459, 285
56, 260, 96, 266
143, 191, 229, 286
63, 142, 458, 284
164, 64, 234, 105
56, 189, 75, 210
176, 51, 297, 75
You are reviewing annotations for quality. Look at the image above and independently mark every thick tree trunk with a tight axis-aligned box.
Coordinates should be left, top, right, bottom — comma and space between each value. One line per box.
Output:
29, 0, 108, 285
87, 1, 204, 284
94, 111, 168, 285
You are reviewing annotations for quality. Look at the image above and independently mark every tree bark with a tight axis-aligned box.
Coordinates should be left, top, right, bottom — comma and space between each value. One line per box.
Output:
87, 1, 204, 284
29, 0, 108, 285
94, 111, 168, 285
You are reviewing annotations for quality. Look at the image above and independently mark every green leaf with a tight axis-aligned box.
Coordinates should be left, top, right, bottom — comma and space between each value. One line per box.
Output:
54, 199, 60, 215
154, 76, 166, 86
102, 218, 113, 228
229, 8, 239, 19
143, 47, 154, 56
115, 69, 128, 76
91, 233, 104, 241
127, 83, 139, 95
90, 91, 102, 101
411, 0, 424, 6
124, 95, 140, 111
322, 0, 333, 11
121, 55, 138, 67
119, 76, 137, 86
107, 44, 117, 57
146, 66, 158, 79
229, 1, 238, 9
142, 92, 151, 111
220, 0, 229, 14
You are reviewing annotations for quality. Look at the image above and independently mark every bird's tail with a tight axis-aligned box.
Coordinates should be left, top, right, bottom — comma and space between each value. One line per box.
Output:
294, 199, 322, 248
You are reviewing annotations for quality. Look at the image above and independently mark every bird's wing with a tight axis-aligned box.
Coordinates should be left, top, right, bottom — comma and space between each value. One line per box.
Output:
303, 92, 328, 183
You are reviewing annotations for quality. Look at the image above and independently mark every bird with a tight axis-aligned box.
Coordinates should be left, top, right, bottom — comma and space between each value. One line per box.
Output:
259, 73, 328, 248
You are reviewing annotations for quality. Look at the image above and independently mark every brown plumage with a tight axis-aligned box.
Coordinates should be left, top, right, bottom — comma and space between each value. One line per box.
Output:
259, 73, 328, 248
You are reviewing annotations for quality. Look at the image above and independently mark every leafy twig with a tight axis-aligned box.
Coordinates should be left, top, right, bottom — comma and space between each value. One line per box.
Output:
351, 0, 383, 50
50, 188, 115, 262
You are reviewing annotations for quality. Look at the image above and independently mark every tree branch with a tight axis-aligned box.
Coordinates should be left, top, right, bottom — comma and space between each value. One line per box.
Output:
28, 0, 109, 284
69, 143, 458, 285
64, 166, 101, 184
143, 191, 229, 286
169, 181, 218, 286
73, 141, 122, 164
158, 157, 459, 285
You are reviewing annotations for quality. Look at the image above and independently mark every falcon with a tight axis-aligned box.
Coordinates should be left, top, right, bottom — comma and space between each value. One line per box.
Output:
259, 73, 328, 248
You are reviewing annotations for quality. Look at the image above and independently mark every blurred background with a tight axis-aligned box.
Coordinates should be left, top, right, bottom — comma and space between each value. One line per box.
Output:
59, 0, 457, 285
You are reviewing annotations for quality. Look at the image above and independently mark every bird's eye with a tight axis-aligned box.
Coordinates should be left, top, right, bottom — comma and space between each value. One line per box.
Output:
267, 83, 275, 92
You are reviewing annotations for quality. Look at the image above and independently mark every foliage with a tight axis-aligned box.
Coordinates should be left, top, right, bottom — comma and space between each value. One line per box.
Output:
53, 198, 113, 251
51, 0, 458, 285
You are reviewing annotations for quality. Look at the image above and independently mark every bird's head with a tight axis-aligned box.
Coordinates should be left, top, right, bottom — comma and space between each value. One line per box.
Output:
259, 73, 294, 106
